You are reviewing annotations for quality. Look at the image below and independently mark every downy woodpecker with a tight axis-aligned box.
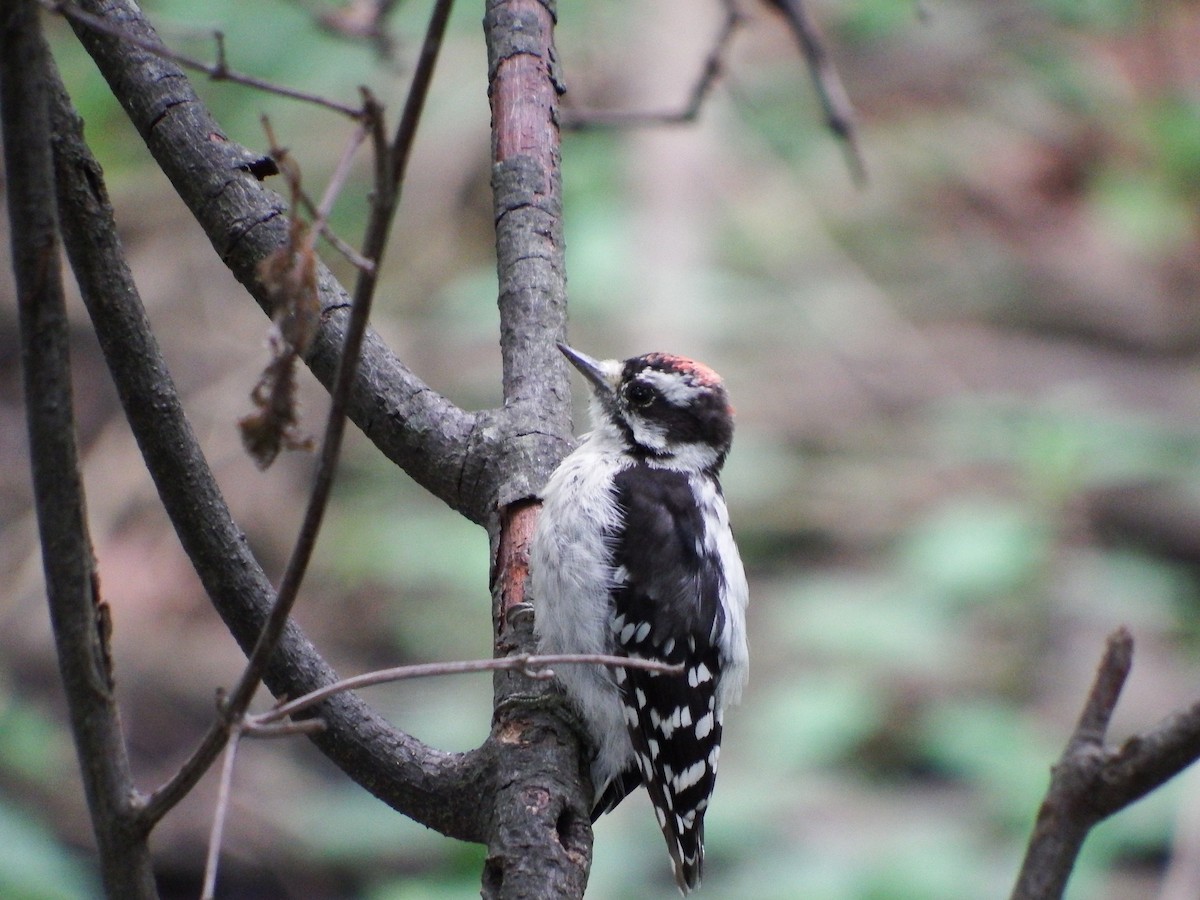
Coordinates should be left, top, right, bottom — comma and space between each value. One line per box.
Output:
532, 343, 749, 893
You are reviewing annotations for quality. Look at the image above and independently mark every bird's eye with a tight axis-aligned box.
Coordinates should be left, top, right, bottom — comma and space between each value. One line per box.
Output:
626, 382, 655, 408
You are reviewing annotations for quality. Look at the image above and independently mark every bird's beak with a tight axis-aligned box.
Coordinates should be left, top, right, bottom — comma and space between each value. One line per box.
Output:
557, 342, 615, 396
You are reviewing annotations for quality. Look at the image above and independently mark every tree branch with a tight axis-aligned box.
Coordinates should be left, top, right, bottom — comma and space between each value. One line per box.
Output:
0, 4, 155, 895
66, 0, 497, 524
483, 0, 590, 895
1011, 628, 1200, 899
765, 0, 866, 184
214, 0, 455, 794
561, 0, 742, 129
60, 1, 594, 890
45, 53, 491, 841
45, 0, 367, 118
486, 0, 575, 508
259, 653, 685, 725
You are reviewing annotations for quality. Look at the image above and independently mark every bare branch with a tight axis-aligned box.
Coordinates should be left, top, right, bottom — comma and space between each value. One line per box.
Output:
206, 0, 456, 807
201, 726, 242, 900
1097, 698, 1200, 816
1011, 629, 1133, 899
43, 0, 367, 118
764, 0, 867, 184
271, 114, 376, 272
259, 653, 686, 725
68, 0, 494, 525
242, 718, 328, 738
45, 46, 491, 841
482, 0, 592, 894
561, 1, 742, 129
1, 7, 155, 894
1068, 627, 1133, 753
1011, 628, 1200, 899
388, 0, 455, 193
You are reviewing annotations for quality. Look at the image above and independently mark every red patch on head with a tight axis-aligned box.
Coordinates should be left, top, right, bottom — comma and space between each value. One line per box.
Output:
645, 353, 724, 389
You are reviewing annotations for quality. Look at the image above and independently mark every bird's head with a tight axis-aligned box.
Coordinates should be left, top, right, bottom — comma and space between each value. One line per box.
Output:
558, 342, 734, 473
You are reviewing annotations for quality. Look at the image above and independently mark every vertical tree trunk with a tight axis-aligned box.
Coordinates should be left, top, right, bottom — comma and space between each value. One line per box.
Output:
483, 0, 592, 896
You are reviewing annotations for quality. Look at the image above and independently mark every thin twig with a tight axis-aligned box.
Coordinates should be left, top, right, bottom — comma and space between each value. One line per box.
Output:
1010, 629, 1135, 899
214, 0, 455, 762
200, 724, 242, 900
42, 0, 367, 119
768, 0, 867, 185
199, 650, 678, 892
562, 1, 742, 129
263, 114, 376, 272
1067, 627, 1133, 752
143, 706, 235, 827
313, 123, 368, 228
62, 0, 490, 840
257, 653, 686, 725
242, 718, 328, 738
137, 0, 456, 826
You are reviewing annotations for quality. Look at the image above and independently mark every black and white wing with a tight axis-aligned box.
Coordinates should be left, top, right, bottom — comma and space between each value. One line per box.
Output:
593, 462, 729, 892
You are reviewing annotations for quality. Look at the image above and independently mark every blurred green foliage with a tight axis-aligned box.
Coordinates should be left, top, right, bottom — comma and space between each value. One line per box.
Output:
0, 797, 98, 900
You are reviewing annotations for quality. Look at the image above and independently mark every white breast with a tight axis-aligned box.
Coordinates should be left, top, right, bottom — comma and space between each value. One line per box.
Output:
531, 424, 637, 786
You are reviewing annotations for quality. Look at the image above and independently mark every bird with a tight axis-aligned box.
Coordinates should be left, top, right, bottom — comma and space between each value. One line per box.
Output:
531, 342, 749, 893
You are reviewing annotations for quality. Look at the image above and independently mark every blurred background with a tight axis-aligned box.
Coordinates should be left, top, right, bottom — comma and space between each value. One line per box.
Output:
3, 0, 1200, 897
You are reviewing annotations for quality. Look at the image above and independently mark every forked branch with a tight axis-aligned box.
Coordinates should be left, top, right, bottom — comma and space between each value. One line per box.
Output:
66, 0, 491, 524
561, 1, 741, 129
1012, 628, 1200, 899
44, 38, 488, 840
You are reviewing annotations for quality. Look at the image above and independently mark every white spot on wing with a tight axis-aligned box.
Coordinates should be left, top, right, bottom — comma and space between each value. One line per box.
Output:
638, 755, 653, 779
660, 714, 676, 739
673, 761, 707, 792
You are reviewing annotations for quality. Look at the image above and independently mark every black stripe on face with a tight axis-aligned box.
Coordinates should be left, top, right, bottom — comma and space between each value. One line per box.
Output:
617, 357, 733, 463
